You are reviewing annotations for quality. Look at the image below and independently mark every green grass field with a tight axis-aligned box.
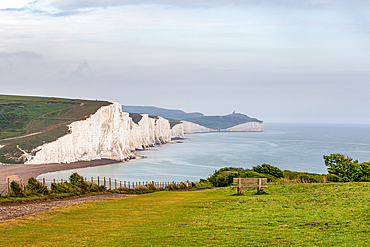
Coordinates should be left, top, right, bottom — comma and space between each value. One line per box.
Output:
0, 95, 110, 163
1, 183, 369, 246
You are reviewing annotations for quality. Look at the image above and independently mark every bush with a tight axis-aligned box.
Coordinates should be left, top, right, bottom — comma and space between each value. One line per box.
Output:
10, 181, 23, 197
207, 167, 278, 187
51, 173, 104, 195
253, 163, 284, 178
323, 153, 370, 182
283, 170, 325, 183
25, 177, 49, 195
207, 167, 241, 187
326, 173, 341, 182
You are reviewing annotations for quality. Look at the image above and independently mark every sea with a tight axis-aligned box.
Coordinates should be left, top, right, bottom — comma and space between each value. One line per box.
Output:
38, 123, 370, 184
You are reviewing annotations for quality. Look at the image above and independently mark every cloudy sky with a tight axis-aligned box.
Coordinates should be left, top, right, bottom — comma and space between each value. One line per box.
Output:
1, 0, 369, 124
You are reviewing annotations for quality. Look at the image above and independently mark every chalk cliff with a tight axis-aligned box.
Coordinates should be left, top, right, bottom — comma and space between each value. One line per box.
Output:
181, 121, 214, 134
22, 101, 262, 165
181, 120, 263, 133
170, 123, 185, 140
222, 122, 263, 132
25, 103, 174, 164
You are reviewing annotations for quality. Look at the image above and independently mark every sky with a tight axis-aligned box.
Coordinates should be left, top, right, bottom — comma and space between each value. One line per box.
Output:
0, 0, 369, 124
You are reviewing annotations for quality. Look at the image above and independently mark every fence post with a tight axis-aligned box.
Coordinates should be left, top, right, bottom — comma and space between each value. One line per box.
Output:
104, 177, 106, 187
98, 176, 100, 186
120, 181, 122, 188
115, 179, 117, 190
91, 177, 93, 183
7, 178, 10, 195
124, 181, 126, 188
53, 179, 56, 184
61, 178, 63, 183
109, 178, 111, 190
43, 178, 45, 186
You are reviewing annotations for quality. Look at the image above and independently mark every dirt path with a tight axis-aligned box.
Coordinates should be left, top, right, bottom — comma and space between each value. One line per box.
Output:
0, 193, 136, 221
0, 131, 45, 142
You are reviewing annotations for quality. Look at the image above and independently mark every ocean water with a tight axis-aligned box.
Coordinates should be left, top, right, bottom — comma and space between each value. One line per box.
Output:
38, 123, 370, 183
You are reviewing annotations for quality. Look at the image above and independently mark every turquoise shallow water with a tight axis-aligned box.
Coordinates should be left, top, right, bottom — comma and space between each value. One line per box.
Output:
38, 123, 370, 183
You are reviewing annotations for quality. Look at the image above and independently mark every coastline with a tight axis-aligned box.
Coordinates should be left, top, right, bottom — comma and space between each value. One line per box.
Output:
0, 159, 119, 194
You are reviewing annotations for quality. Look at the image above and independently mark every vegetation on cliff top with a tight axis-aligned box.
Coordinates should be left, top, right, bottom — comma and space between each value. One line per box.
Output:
0, 95, 110, 164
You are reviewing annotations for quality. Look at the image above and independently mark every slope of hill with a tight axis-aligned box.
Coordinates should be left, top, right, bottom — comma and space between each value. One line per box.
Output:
186, 113, 263, 130
121, 105, 204, 120
0, 95, 111, 163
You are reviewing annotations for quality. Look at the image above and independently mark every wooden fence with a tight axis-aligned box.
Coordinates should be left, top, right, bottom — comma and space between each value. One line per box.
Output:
3, 176, 193, 196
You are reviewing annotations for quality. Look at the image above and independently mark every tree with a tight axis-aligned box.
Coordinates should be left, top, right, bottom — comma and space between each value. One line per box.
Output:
323, 153, 361, 182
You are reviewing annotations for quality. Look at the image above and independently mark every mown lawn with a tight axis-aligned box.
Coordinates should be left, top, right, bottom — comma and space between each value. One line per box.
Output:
1, 183, 370, 246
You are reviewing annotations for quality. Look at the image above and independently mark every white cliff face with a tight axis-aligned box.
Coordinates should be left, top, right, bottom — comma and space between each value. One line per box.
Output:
25, 103, 176, 165
170, 123, 185, 140
181, 121, 214, 134
128, 115, 171, 150
154, 117, 171, 144
222, 122, 263, 132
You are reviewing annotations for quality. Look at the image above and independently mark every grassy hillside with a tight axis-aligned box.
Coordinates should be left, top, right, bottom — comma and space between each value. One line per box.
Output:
186, 113, 263, 130
122, 105, 204, 120
0, 95, 110, 164
122, 106, 263, 130
1, 183, 369, 246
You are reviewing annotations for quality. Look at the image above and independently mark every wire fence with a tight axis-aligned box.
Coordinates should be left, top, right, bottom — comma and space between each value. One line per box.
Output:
2, 176, 194, 196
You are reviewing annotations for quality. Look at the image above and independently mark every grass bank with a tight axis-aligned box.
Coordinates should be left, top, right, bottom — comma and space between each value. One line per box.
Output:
1, 182, 370, 246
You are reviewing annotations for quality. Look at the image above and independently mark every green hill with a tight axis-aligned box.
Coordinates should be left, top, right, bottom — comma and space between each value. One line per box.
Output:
0, 95, 110, 164
122, 105, 262, 130
185, 113, 263, 130
122, 105, 204, 120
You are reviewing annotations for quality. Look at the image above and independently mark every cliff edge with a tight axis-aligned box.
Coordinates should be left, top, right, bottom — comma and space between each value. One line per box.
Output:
25, 102, 176, 164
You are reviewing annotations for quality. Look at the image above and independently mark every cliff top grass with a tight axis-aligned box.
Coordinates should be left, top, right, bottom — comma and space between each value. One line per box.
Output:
0, 95, 110, 163
1, 183, 369, 246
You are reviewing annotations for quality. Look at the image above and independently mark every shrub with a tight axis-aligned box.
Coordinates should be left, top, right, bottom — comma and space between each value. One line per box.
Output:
252, 163, 284, 178
10, 181, 23, 197
323, 153, 370, 182
242, 171, 278, 182
326, 174, 341, 182
207, 167, 278, 187
207, 167, 241, 187
283, 170, 325, 183
25, 177, 49, 195
51, 173, 104, 195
